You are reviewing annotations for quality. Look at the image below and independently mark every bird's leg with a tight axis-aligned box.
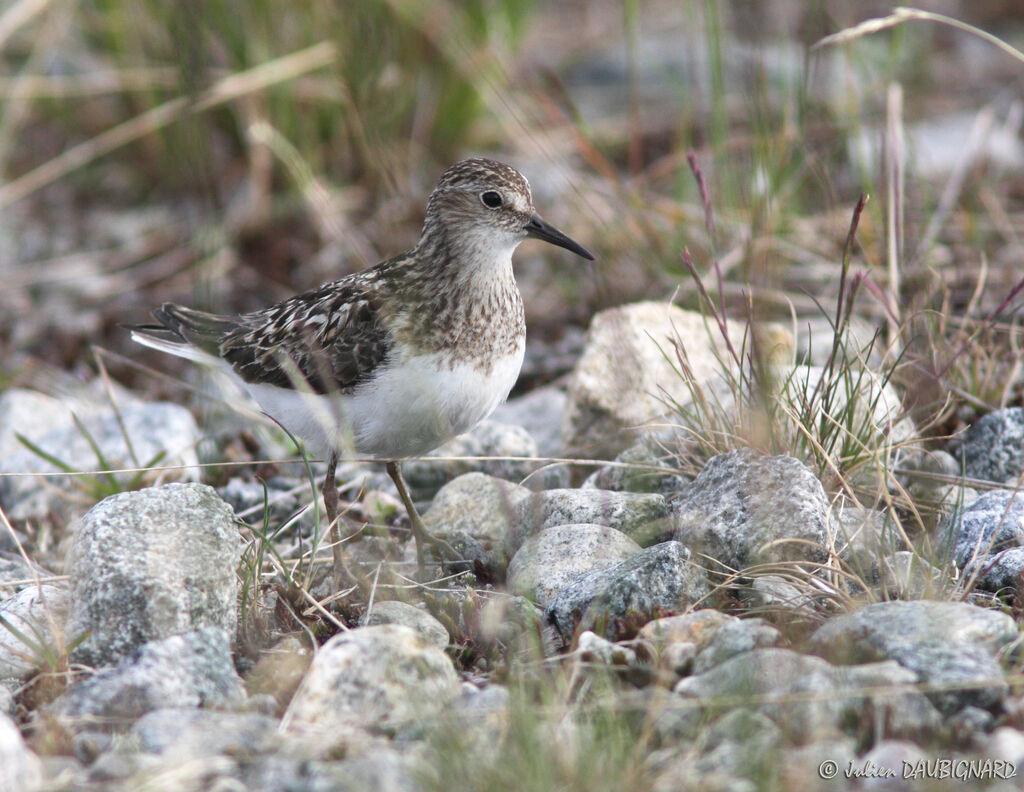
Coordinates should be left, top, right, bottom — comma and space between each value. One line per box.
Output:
323, 452, 360, 593
386, 461, 458, 571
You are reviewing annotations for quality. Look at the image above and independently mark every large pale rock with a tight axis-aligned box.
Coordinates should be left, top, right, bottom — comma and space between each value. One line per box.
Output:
562, 303, 732, 459
562, 302, 793, 460
67, 484, 243, 667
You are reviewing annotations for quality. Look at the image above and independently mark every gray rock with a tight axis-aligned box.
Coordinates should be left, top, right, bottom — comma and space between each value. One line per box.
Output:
360, 601, 449, 651
67, 483, 243, 667
809, 600, 1018, 714
402, 420, 567, 498
582, 433, 689, 496
468, 594, 557, 660
672, 449, 832, 571
746, 575, 820, 619
51, 627, 244, 727
0, 584, 69, 683
506, 524, 640, 607
0, 400, 201, 521
129, 708, 279, 756
692, 617, 781, 674
247, 750, 422, 792
423, 473, 531, 564
637, 610, 735, 650
513, 488, 672, 554
0, 711, 42, 792
491, 385, 567, 459
546, 541, 712, 642
939, 490, 1024, 592
0, 558, 49, 602
675, 648, 942, 744
285, 624, 460, 734
955, 407, 1024, 483
562, 302, 743, 460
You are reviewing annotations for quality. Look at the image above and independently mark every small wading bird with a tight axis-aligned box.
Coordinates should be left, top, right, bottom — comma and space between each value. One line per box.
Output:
131, 158, 594, 584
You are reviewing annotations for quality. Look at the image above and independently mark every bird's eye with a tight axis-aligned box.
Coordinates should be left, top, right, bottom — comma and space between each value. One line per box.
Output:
480, 190, 503, 209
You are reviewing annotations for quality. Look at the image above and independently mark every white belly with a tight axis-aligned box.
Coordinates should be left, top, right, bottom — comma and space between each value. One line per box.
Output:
245, 344, 525, 460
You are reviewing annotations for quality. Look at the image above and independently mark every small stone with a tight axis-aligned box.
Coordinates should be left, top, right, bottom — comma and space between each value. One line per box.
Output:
939, 490, 1024, 592
423, 473, 531, 565
546, 541, 712, 642
361, 601, 449, 651
0, 585, 68, 684
403, 420, 566, 498
491, 385, 567, 459
955, 407, 1024, 483
512, 488, 672, 554
692, 618, 781, 674
285, 624, 460, 734
638, 610, 735, 649
506, 523, 640, 607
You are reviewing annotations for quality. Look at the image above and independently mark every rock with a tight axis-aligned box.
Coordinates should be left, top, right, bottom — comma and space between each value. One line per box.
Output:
128, 708, 279, 756
675, 648, 942, 744
939, 490, 1024, 592
692, 617, 781, 674
809, 600, 1017, 714
491, 385, 567, 459
746, 575, 820, 619
243, 636, 312, 713
422, 473, 532, 565
546, 541, 712, 642
955, 407, 1024, 483
0, 558, 50, 602
513, 488, 672, 554
360, 601, 449, 651
575, 630, 636, 666
402, 420, 566, 499
506, 524, 640, 607
51, 627, 245, 728
67, 483, 243, 667
562, 302, 740, 459
468, 594, 558, 660
0, 399, 201, 521
672, 449, 832, 571
285, 624, 460, 734
875, 551, 945, 600
582, 433, 689, 496
0, 712, 42, 791
638, 610, 735, 649
0, 584, 69, 684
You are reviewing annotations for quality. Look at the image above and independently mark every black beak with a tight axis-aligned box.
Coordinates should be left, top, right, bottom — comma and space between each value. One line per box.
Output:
524, 214, 595, 260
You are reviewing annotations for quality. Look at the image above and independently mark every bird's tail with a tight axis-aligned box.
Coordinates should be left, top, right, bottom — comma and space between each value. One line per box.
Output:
128, 303, 239, 365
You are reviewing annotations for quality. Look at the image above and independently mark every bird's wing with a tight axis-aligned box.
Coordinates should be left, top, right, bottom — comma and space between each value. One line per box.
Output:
220, 270, 393, 395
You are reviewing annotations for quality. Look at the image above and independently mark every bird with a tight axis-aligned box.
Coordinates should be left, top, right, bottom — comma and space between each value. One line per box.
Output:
130, 157, 594, 584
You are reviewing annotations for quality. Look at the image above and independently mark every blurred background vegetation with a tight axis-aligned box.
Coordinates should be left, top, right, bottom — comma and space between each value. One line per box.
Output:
1, 0, 1023, 437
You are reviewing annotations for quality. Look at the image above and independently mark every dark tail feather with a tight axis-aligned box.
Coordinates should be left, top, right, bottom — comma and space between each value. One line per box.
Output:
151, 304, 239, 356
